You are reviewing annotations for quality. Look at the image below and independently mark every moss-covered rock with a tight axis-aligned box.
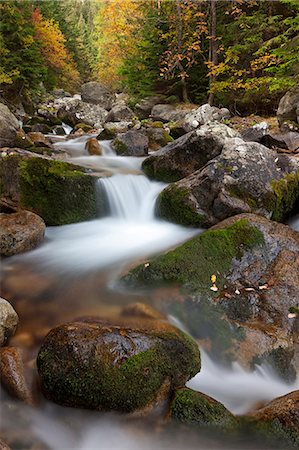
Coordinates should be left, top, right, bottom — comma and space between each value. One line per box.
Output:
112, 130, 149, 156
170, 388, 238, 431
37, 315, 200, 412
0, 153, 101, 225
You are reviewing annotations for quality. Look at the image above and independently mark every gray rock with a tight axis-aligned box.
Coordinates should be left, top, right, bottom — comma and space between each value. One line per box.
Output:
184, 104, 231, 131
277, 85, 299, 130
135, 95, 167, 119
241, 122, 269, 143
0, 210, 45, 256
142, 123, 239, 182
81, 82, 114, 109
57, 99, 108, 128
261, 131, 299, 152
151, 104, 192, 123
156, 140, 299, 227
112, 130, 149, 156
105, 104, 135, 122
0, 103, 20, 148
0, 298, 19, 346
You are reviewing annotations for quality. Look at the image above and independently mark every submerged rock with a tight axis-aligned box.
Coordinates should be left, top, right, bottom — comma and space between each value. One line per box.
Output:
0, 210, 45, 256
0, 152, 101, 225
0, 298, 19, 346
112, 130, 149, 156
85, 137, 103, 156
142, 123, 238, 183
123, 214, 299, 374
156, 140, 299, 227
170, 388, 238, 430
37, 315, 200, 412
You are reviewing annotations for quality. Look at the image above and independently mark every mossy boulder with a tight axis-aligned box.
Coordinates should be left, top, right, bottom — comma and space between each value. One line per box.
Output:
242, 390, 299, 448
112, 130, 149, 156
156, 140, 299, 227
122, 214, 299, 373
170, 388, 238, 431
37, 315, 200, 412
0, 152, 101, 225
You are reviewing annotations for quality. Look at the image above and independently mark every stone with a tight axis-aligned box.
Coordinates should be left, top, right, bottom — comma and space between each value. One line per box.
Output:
120, 303, 165, 320
27, 132, 52, 148
85, 138, 103, 156
241, 122, 269, 143
277, 85, 299, 129
0, 439, 11, 450
170, 388, 238, 430
261, 131, 299, 152
31, 123, 52, 134
0, 298, 19, 346
112, 130, 149, 156
81, 82, 114, 109
135, 96, 167, 120
0, 103, 20, 148
151, 104, 193, 123
0, 347, 34, 406
105, 104, 135, 122
57, 100, 108, 129
145, 127, 174, 151
0, 210, 45, 256
0, 152, 101, 225
183, 104, 231, 131
244, 390, 299, 448
15, 130, 33, 149
37, 315, 200, 412
123, 214, 299, 374
156, 140, 299, 227
142, 123, 239, 183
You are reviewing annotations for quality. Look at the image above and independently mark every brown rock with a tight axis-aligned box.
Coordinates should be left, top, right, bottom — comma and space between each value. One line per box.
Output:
85, 138, 103, 155
0, 438, 12, 450
0, 298, 19, 346
121, 303, 165, 320
0, 210, 45, 256
0, 347, 34, 405
27, 132, 51, 148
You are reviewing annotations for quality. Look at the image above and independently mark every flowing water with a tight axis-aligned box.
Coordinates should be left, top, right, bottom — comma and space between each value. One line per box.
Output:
1, 136, 299, 450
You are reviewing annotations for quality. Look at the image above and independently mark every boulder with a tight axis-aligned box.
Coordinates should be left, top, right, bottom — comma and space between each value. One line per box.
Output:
0, 347, 35, 406
0, 298, 19, 346
277, 86, 299, 130
0, 210, 45, 256
122, 214, 299, 374
57, 100, 108, 129
145, 127, 174, 151
184, 104, 230, 131
244, 391, 299, 448
135, 95, 167, 119
0, 103, 20, 148
142, 123, 239, 183
156, 140, 299, 227
98, 121, 132, 140
27, 132, 52, 148
241, 122, 269, 143
81, 82, 114, 109
0, 151, 101, 225
85, 138, 103, 156
112, 130, 149, 156
261, 131, 299, 152
37, 315, 200, 412
105, 104, 135, 122
170, 388, 238, 430
151, 104, 193, 123
15, 130, 33, 149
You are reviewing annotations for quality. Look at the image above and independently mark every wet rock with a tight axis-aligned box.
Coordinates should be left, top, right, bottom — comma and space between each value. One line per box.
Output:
0, 298, 19, 346
277, 85, 299, 130
112, 130, 149, 156
244, 390, 299, 448
135, 95, 167, 120
85, 138, 103, 156
184, 104, 230, 131
37, 315, 200, 412
120, 303, 165, 320
123, 214, 299, 373
27, 132, 52, 148
0, 210, 45, 256
105, 104, 135, 122
156, 140, 299, 227
170, 388, 238, 430
0, 153, 100, 225
81, 82, 114, 109
0, 103, 20, 148
142, 123, 238, 183
0, 347, 34, 406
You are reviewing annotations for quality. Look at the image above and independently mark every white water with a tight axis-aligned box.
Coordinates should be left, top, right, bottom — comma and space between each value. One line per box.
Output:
2, 134, 298, 450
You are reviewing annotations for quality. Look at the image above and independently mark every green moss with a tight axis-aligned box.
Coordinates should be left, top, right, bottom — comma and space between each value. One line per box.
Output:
270, 171, 299, 221
74, 123, 93, 132
228, 185, 258, 209
151, 121, 164, 128
37, 326, 200, 412
171, 388, 238, 431
19, 157, 97, 225
156, 185, 207, 227
142, 159, 183, 183
98, 128, 117, 140
289, 306, 299, 314
163, 130, 174, 143
123, 219, 265, 293
113, 138, 129, 155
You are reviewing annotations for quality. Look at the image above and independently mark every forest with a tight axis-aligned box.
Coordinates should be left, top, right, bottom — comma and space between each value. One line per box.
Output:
1, 0, 298, 114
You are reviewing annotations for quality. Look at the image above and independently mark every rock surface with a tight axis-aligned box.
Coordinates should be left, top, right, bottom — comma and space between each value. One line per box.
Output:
85, 137, 103, 156
0, 210, 45, 256
0, 103, 20, 148
37, 315, 200, 412
142, 123, 238, 182
184, 104, 230, 131
135, 96, 167, 119
123, 214, 299, 375
105, 104, 135, 122
0, 298, 19, 346
57, 100, 108, 128
112, 130, 149, 156
151, 104, 193, 123
277, 85, 299, 130
81, 82, 114, 109
156, 140, 299, 227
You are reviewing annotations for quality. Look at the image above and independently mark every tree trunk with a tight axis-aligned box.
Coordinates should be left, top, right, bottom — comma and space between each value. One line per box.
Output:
176, 0, 189, 102
208, 0, 217, 105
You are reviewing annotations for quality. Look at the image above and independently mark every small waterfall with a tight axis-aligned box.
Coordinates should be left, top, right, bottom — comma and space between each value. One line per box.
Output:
62, 122, 73, 135
99, 174, 165, 221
